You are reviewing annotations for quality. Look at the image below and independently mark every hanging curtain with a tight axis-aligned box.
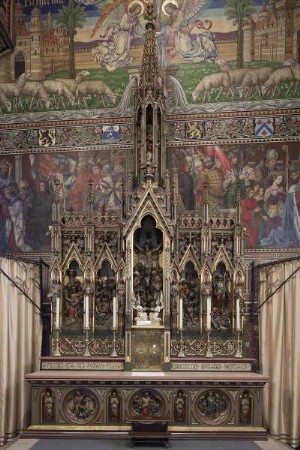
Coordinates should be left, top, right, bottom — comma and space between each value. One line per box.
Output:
259, 259, 300, 449
0, 257, 42, 447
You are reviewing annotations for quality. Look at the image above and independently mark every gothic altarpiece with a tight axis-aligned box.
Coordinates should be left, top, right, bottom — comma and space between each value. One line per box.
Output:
26, 4, 268, 440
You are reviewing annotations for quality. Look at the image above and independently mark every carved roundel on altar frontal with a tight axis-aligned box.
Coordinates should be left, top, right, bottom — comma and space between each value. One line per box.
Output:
130, 389, 165, 420
195, 390, 231, 425
62, 389, 99, 424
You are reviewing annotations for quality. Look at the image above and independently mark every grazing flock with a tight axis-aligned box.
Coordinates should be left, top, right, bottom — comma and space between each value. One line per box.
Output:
0, 70, 117, 113
192, 59, 300, 102
0, 59, 299, 112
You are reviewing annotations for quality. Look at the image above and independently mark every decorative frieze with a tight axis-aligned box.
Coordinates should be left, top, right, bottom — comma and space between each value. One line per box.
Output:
171, 362, 252, 372
171, 339, 240, 357
0, 123, 133, 151
41, 361, 124, 371
52, 337, 125, 356
167, 114, 300, 143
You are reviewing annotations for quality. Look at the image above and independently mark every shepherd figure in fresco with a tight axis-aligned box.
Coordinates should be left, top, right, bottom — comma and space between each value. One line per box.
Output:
160, 0, 217, 63
91, 0, 145, 72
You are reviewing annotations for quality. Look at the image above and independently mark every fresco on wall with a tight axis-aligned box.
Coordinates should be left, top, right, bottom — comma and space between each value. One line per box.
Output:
173, 142, 300, 249
0, 150, 126, 253
3, 142, 300, 253
0, 0, 14, 56
0, 0, 300, 114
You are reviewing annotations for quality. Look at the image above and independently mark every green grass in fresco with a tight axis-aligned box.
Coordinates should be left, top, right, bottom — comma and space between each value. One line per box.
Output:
46, 67, 130, 109
176, 60, 292, 103
4, 60, 300, 113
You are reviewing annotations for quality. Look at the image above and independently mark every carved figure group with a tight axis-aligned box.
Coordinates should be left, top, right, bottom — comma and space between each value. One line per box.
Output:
132, 390, 163, 419
66, 390, 96, 422
198, 391, 228, 422
95, 275, 116, 327
211, 271, 231, 331
133, 263, 164, 321
64, 280, 84, 326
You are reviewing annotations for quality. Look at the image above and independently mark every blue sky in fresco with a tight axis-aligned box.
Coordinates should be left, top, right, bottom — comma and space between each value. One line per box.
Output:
22, 0, 264, 17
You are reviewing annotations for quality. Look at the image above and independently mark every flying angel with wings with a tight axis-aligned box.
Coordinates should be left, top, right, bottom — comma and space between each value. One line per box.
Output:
160, 0, 217, 63
91, 0, 145, 72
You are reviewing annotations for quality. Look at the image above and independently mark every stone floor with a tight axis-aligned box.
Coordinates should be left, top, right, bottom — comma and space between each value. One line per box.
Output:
1, 436, 292, 450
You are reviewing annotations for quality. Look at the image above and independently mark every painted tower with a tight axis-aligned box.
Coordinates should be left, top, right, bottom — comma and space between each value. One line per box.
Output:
30, 6, 45, 80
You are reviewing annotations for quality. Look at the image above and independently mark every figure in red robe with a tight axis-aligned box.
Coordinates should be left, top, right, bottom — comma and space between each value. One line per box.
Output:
241, 187, 261, 248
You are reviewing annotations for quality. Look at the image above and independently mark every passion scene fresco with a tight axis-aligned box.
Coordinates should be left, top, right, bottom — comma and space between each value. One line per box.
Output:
175, 142, 300, 250
1, 143, 300, 253
1, 0, 300, 113
0, 150, 126, 253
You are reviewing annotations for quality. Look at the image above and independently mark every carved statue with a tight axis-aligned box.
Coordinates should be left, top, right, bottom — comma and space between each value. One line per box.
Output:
174, 391, 185, 422
109, 390, 120, 422
42, 390, 54, 423
240, 392, 251, 423
149, 292, 164, 324
132, 293, 148, 323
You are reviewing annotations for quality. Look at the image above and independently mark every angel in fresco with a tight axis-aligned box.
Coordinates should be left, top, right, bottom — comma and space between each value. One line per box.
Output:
160, 0, 217, 63
91, 0, 145, 72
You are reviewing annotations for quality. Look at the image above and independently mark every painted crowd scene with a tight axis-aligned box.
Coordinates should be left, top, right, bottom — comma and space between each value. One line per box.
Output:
1, 0, 300, 112
1, 143, 300, 252
1, 0, 300, 253
175, 142, 300, 250
0, 150, 126, 253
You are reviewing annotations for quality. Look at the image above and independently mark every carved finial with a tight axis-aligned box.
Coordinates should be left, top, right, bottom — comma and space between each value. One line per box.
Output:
87, 178, 94, 201
204, 178, 208, 203
235, 180, 241, 223
54, 177, 61, 199
144, 0, 156, 22
203, 177, 209, 223
86, 178, 94, 217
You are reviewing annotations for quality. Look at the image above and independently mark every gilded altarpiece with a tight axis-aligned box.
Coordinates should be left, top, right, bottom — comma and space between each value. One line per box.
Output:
12, 0, 274, 440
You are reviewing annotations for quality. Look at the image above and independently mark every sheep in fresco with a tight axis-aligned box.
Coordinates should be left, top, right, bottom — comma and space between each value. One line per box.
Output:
192, 71, 233, 102
215, 59, 249, 92
22, 80, 51, 109
0, 88, 12, 112
239, 67, 274, 98
75, 80, 116, 107
56, 70, 90, 95
261, 66, 293, 97
0, 72, 31, 109
42, 80, 75, 108
283, 59, 300, 95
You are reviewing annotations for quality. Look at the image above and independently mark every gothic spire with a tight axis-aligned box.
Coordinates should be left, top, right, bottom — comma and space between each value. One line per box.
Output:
138, 0, 163, 102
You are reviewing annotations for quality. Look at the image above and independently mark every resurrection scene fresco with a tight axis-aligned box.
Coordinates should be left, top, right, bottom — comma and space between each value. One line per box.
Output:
1, 0, 300, 113
0, 150, 126, 253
